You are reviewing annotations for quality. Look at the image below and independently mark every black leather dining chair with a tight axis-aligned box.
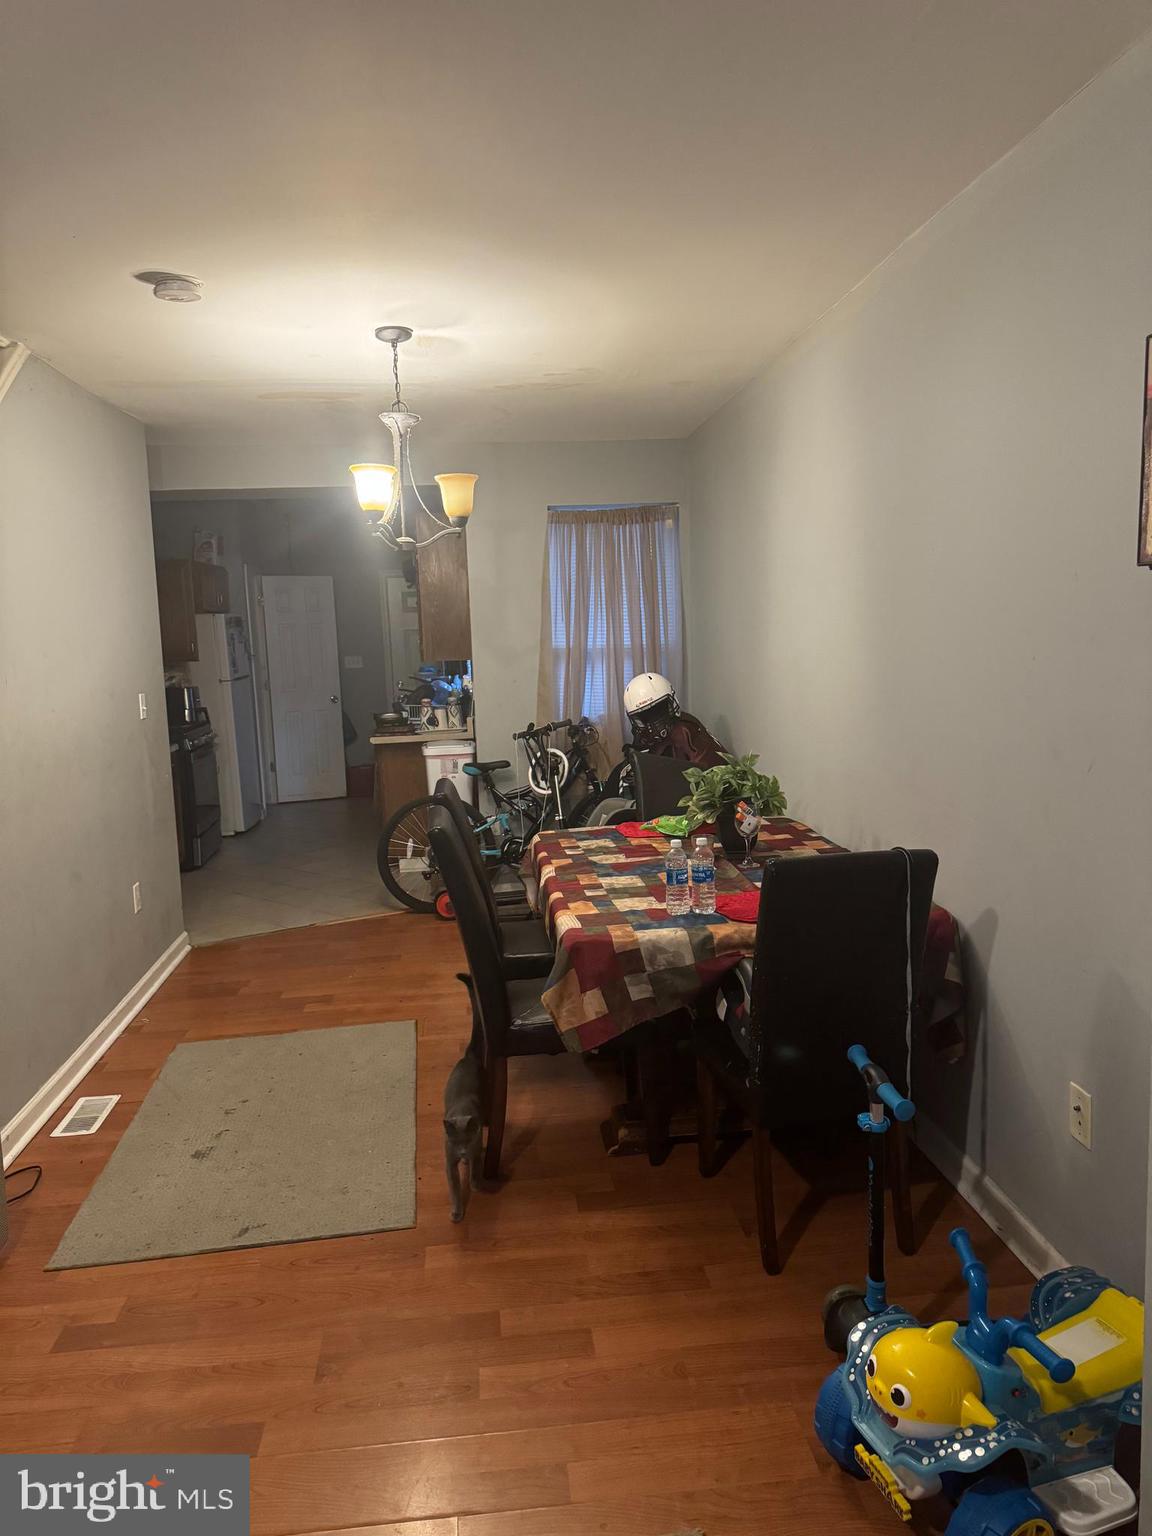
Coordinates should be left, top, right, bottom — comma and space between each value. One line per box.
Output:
433, 777, 554, 980
694, 847, 939, 1274
626, 748, 696, 820
428, 802, 565, 1180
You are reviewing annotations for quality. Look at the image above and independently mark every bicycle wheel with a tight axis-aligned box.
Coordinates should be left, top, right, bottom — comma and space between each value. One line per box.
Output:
377, 796, 495, 914
527, 747, 570, 797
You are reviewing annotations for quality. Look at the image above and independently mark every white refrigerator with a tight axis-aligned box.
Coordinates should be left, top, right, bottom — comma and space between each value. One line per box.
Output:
188, 613, 265, 835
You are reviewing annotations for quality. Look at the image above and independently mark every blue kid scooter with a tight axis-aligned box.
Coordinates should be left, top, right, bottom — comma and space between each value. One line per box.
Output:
821, 1043, 916, 1355
816, 1047, 1143, 1535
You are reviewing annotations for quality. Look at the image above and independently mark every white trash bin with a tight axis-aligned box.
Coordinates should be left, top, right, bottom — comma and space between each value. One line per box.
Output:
422, 739, 477, 796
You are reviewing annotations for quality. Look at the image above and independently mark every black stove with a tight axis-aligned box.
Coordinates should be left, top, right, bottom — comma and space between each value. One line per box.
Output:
170, 713, 221, 870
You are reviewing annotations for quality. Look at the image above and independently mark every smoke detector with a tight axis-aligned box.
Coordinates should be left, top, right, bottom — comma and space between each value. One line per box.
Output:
133, 270, 203, 302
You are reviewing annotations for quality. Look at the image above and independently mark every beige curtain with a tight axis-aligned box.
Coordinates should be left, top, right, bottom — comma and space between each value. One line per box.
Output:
537, 504, 683, 768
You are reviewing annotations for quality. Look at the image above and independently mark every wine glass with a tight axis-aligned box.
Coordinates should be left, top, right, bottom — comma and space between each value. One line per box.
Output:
737, 803, 762, 869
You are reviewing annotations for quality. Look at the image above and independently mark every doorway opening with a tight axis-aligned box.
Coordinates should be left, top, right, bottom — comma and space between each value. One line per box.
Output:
152, 490, 417, 944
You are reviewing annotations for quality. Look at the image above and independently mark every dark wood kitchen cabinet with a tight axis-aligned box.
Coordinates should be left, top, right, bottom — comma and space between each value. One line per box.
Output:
415, 517, 472, 661
157, 560, 199, 663
156, 559, 231, 663
192, 559, 229, 613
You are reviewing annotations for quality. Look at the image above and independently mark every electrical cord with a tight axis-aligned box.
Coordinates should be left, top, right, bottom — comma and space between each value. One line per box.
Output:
4, 1164, 42, 1204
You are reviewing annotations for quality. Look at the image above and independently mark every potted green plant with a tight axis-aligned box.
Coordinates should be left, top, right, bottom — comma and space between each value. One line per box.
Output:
678, 752, 788, 856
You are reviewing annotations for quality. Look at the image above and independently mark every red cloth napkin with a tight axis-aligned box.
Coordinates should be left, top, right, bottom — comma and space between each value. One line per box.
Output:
613, 821, 717, 841
613, 821, 662, 840
715, 889, 760, 923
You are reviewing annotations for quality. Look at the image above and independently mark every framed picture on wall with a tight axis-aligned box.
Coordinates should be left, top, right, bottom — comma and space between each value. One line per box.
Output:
1139, 336, 1152, 567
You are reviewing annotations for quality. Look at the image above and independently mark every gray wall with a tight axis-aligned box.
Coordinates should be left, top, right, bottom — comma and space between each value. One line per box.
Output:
148, 440, 689, 770
687, 38, 1152, 1287
151, 494, 404, 766
148, 498, 252, 614
443, 438, 688, 762
0, 358, 185, 1132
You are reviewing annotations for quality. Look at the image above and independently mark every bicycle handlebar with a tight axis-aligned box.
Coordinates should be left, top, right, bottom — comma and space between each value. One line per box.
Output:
512, 718, 573, 741
847, 1044, 915, 1122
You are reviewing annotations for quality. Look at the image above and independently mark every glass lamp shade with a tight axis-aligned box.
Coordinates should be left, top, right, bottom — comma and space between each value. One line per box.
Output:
349, 463, 400, 517
434, 472, 478, 527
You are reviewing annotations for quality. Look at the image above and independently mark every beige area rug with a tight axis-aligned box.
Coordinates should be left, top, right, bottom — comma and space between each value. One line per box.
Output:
47, 1021, 416, 1269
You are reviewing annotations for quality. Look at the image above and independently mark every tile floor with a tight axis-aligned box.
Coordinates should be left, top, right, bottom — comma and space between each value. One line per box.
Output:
180, 796, 404, 945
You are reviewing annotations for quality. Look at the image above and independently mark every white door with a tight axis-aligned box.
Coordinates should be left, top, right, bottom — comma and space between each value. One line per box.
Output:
262, 575, 345, 801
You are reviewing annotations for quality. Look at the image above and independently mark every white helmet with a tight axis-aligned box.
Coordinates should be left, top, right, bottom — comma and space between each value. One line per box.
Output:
624, 672, 677, 719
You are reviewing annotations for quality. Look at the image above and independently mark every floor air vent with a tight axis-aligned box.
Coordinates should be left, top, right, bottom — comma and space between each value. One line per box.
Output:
51, 1094, 120, 1137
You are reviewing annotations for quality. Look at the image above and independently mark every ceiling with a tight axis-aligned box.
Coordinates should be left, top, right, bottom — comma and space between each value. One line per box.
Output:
3, 0, 1151, 445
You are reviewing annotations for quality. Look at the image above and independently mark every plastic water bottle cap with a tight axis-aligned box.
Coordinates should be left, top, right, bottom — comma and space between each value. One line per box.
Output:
695, 836, 709, 847
669, 839, 682, 848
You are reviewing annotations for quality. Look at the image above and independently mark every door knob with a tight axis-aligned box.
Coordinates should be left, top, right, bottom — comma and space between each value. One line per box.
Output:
330, 694, 339, 703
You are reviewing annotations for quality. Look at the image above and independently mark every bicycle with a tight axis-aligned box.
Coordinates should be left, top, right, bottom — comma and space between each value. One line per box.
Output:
376, 718, 605, 915
519, 714, 636, 828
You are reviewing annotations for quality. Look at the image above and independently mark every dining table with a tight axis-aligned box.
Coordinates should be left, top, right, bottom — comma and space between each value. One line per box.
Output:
528, 820, 965, 1058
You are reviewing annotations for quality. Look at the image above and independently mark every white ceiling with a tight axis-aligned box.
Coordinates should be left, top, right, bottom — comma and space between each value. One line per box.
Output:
3, 0, 1151, 445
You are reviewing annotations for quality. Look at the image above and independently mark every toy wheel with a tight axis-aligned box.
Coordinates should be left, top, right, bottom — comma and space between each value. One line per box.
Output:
814, 1369, 867, 1479
945, 1479, 1053, 1536
433, 889, 456, 921
822, 1284, 872, 1355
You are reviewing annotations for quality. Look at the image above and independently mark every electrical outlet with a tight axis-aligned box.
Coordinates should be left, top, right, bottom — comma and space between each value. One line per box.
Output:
138, 692, 148, 720
132, 881, 142, 914
1069, 1082, 1092, 1149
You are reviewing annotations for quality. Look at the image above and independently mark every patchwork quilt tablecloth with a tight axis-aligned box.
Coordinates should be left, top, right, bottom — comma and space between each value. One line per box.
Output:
530, 822, 965, 1055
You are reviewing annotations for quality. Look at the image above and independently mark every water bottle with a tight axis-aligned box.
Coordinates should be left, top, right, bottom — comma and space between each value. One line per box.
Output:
664, 838, 691, 916
691, 836, 716, 914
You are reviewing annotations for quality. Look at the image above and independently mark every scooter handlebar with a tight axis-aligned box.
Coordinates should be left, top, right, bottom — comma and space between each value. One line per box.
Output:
878, 1081, 916, 1122
846, 1044, 915, 1121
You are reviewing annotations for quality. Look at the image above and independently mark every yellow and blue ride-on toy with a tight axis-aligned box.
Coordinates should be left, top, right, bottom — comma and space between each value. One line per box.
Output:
815, 1047, 1143, 1536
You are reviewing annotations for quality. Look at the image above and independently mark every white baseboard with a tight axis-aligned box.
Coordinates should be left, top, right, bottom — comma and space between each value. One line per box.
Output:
915, 1115, 1068, 1278
2, 932, 190, 1167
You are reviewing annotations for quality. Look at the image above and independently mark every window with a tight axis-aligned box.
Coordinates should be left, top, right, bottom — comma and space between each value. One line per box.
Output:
538, 503, 684, 762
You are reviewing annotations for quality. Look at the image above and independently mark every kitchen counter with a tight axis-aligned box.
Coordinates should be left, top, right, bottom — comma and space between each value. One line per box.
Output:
370, 731, 476, 828
369, 730, 474, 747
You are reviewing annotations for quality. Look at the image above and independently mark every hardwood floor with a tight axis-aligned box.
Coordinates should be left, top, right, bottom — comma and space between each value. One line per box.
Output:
0, 914, 1032, 1535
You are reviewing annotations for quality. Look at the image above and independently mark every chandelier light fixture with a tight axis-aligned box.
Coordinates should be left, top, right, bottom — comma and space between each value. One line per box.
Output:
349, 325, 478, 550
